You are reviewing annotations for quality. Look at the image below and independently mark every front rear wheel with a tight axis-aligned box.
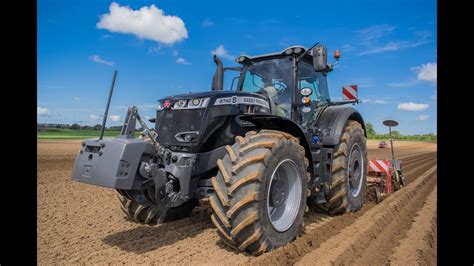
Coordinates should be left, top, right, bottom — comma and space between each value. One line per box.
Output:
210, 130, 310, 255
315, 120, 367, 214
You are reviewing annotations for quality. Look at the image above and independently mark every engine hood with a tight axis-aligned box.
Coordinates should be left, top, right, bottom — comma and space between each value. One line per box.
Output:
158, 90, 270, 109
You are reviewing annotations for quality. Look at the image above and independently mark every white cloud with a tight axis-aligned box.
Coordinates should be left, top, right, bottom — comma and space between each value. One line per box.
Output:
202, 18, 214, 27
341, 44, 354, 52
362, 99, 388, 104
358, 40, 431, 55
355, 24, 432, 56
211, 44, 234, 60
410, 63, 437, 83
90, 114, 100, 120
398, 102, 430, 111
97, 2, 188, 45
109, 115, 121, 122
386, 80, 418, 88
357, 24, 396, 41
148, 45, 163, 54
176, 57, 191, 65
416, 114, 430, 121
352, 78, 375, 88
89, 55, 114, 66
37, 107, 51, 117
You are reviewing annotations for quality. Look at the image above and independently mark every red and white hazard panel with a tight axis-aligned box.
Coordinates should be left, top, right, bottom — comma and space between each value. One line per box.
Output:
368, 159, 391, 175
342, 85, 358, 100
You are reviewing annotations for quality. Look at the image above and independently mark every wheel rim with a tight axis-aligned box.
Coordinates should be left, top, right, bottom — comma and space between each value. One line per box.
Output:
348, 143, 364, 197
266, 159, 302, 232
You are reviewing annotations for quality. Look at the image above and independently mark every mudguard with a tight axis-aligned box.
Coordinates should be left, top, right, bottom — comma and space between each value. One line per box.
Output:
314, 106, 366, 146
71, 138, 156, 190
239, 114, 311, 150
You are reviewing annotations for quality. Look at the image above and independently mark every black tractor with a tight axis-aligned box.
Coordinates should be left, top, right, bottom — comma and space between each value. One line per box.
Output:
71, 43, 368, 255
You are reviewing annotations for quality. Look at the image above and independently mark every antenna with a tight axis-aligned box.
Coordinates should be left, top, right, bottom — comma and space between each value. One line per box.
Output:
99, 70, 118, 140
383, 120, 399, 161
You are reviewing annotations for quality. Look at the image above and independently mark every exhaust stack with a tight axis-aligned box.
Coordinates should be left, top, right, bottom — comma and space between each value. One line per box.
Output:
211, 55, 223, 91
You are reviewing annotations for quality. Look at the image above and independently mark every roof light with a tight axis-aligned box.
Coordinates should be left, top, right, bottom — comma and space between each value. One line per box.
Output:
284, 48, 293, 55
236, 55, 249, 64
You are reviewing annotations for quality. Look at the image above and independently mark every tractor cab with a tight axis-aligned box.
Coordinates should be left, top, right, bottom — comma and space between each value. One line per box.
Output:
231, 45, 335, 127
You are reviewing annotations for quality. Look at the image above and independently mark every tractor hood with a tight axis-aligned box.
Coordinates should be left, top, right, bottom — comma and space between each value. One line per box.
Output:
154, 90, 271, 153
158, 90, 270, 109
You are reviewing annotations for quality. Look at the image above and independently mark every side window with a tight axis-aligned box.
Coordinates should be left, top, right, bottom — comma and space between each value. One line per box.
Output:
298, 78, 320, 101
298, 61, 329, 103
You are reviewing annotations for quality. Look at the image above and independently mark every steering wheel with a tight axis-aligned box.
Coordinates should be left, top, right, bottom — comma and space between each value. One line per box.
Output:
273, 81, 286, 94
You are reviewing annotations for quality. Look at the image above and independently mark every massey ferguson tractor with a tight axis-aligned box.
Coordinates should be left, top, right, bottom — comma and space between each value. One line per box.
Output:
71, 43, 368, 255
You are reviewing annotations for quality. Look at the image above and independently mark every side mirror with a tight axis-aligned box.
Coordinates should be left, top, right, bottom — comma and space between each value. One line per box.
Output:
312, 45, 327, 71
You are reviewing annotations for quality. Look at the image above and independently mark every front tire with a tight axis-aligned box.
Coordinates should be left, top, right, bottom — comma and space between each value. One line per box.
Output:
210, 130, 310, 255
316, 120, 367, 214
117, 192, 197, 225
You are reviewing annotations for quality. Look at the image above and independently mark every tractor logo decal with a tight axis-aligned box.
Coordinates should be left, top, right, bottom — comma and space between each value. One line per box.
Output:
368, 159, 391, 175
214, 96, 270, 109
163, 100, 172, 109
342, 85, 358, 100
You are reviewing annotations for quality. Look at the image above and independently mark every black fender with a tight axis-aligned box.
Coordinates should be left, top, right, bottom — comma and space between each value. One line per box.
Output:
238, 114, 313, 172
314, 106, 367, 146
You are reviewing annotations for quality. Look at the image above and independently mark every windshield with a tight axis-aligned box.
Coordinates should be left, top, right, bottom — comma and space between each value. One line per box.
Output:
239, 57, 294, 118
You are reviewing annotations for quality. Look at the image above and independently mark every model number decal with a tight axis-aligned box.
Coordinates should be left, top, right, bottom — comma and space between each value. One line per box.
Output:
214, 96, 269, 108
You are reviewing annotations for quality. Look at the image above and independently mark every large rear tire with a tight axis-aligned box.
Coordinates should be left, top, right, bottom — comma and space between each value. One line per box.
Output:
316, 120, 367, 214
117, 192, 197, 225
210, 130, 310, 255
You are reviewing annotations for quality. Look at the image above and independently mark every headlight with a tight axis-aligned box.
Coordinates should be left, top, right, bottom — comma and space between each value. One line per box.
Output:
300, 87, 313, 96
187, 98, 210, 109
175, 99, 188, 108
175, 131, 199, 142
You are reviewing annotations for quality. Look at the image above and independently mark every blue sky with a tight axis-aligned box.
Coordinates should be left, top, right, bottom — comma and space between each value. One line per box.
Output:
38, 0, 437, 134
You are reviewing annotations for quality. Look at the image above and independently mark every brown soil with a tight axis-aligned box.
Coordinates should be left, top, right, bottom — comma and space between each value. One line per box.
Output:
37, 139, 437, 264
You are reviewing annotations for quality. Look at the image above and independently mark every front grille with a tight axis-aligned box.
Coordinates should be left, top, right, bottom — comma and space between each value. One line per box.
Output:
155, 109, 205, 147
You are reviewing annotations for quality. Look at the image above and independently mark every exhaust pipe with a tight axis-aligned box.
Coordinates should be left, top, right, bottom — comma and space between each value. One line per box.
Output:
211, 55, 223, 91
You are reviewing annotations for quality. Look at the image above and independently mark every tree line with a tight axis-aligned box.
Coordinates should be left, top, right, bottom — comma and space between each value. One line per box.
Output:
365, 122, 436, 142
37, 123, 144, 132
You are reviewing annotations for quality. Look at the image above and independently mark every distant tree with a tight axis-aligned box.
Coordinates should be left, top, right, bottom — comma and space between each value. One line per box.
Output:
391, 130, 401, 139
108, 126, 122, 131
365, 122, 376, 137
71, 123, 81, 130
93, 124, 102, 131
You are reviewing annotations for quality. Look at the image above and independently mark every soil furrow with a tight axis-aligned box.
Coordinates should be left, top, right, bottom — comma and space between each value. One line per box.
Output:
37, 140, 437, 264
295, 165, 437, 265
386, 186, 437, 265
